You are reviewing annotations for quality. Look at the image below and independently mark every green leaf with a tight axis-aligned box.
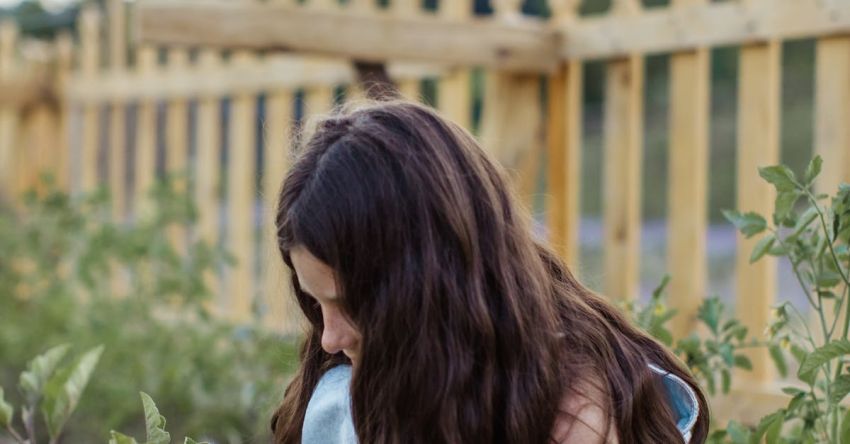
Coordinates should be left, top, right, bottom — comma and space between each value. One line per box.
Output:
793, 206, 818, 236
842, 407, 850, 444
753, 410, 785, 444
830, 375, 850, 404
723, 210, 768, 238
798, 340, 850, 382
734, 354, 753, 370
184, 438, 209, 444
759, 165, 798, 192
109, 431, 140, 444
41, 345, 103, 440
775, 191, 800, 222
19, 344, 70, 403
141, 392, 171, 444
726, 420, 751, 444
750, 234, 776, 263
652, 274, 670, 299
804, 155, 822, 185
697, 297, 724, 335
0, 387, 12, 427
721, 369, 731, 393
817, 270, 842, 288
769, 345, 788, 378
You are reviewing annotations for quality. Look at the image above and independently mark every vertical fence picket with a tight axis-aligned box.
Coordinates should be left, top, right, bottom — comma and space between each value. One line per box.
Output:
603, 0, 643, 302
391, 0, 421, 101
262, 78, 295, 333
667, 0, 710, 338
813, 36, 850, 345
546, 0, 582, 268
108, 0, 127, 220
736, 39, 781, 383
480, 0, 543, 210
195, 48, 223, 310
0, 22, 16, 200
166, 48, 190, 251
54, 33, 73, 192
437, 0, 472, 129
79, 6, 101, 193
227, 51, 259, 323
814, 37, 850, 195
134, 45, 158, 218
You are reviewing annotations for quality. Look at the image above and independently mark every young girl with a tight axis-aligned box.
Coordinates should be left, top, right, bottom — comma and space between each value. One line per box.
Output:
270, 100, 708, 443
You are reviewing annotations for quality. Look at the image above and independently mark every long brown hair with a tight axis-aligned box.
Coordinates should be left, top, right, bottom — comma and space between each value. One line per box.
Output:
271, 99, 708, 443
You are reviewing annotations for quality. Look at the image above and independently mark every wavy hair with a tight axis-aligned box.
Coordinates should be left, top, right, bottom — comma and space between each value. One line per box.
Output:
271, 99, 708, 443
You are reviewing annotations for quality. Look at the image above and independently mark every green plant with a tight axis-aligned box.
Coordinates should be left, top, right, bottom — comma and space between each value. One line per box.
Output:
716, 155, 850, 443
627, 277, 759, 396
1, 344, 103, 444
0, 176, 299, 442
108, 393, 206, 444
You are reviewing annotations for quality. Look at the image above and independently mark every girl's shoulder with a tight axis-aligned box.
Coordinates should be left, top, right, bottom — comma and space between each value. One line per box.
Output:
550, 364, 699, 444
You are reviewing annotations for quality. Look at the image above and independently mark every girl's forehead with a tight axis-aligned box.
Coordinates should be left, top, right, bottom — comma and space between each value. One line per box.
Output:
290, 246, 338, 298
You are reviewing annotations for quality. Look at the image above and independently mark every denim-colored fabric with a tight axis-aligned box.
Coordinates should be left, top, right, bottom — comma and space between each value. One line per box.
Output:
302, 365, 357, 444
302, 363, 700, 443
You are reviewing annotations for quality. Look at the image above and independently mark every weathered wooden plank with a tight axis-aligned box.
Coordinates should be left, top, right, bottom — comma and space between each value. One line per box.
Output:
0, 22, 19, 200
736, 40, 781, 383
134, 45, 158, 218
66, 58, 442, 102
227, 51, 259, 323
814, 36, 850, 195
479, 72, 543, 206
603, 54, 643, 301
109, 0, 127, 219
194, 49, 222, 310
562, 0, 850, 60
261, 80, 295, 333
79, 6, 100, 193
546, 60, 582, 267
136, 1, 560, 72
667, 46, 710, 339
436, 1, 473, 128
165, 48, 190, 251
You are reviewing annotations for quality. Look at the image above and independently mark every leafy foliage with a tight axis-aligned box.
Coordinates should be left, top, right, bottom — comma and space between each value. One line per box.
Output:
0, 178, 299, 442
1, 345, 103, 444
718, 155, 850, 442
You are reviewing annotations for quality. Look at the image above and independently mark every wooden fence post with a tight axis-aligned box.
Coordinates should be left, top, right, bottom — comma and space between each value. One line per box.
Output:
391, 0, 421, 101
0, 22, 18, 201
108, 0, 127, 219
262, 73, 295, 332
736, 39, 781, 384
437, 0, 473, 129
227, 51, 258, 323
54, 32, 73, 193
603, 0, 644, 302
165, 47, 190, 251
79, 6, 101, 193
479, 1, 544, 210
134, 45, 158, 219
195, 48, 223, 311
546, 0, 582, 267
667, 0, 710, 339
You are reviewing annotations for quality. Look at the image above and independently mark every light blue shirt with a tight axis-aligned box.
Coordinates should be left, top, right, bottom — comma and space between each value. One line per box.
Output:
302, 364, 699, 443
302, 365, 357, 443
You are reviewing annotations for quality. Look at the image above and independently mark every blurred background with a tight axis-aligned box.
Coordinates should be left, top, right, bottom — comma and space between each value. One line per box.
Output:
0, 0, 835, 441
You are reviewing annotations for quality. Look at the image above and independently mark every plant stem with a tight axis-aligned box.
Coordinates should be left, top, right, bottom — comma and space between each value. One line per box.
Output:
5, 426, 27, 444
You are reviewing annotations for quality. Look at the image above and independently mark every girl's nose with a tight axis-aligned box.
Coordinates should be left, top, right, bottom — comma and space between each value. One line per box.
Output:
320, 305, 357, 355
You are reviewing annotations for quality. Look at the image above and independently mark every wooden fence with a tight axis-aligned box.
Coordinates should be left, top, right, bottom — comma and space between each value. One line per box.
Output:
2, 0, 850, 424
